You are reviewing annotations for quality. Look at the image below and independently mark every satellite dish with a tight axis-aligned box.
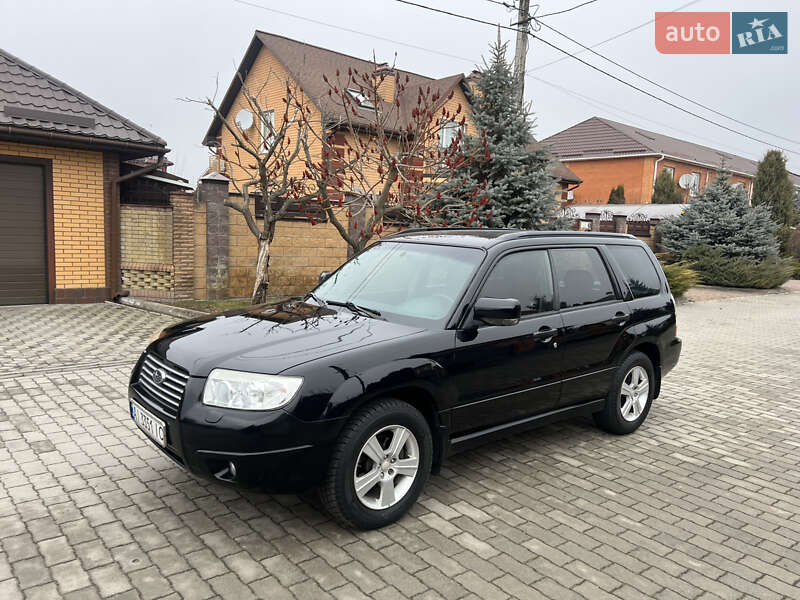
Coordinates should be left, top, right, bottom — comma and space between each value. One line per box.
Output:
235, 108, 254, 130
678, 174, 694, 190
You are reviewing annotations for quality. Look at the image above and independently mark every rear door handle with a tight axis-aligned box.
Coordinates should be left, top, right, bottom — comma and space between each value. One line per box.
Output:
610, 312, 629, 325
533, 327, 556, 342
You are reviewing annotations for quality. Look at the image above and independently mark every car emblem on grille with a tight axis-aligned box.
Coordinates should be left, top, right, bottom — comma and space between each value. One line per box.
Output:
152, 368, 167, 385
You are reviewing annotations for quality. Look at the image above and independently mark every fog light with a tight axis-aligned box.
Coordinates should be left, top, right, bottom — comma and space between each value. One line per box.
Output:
228, 461, 237, 479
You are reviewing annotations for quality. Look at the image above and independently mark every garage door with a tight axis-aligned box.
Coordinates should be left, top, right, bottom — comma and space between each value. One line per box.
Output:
0, 162, 48, 305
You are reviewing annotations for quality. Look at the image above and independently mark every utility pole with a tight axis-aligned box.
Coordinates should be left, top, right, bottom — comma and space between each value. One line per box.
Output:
512, 0, 530, 110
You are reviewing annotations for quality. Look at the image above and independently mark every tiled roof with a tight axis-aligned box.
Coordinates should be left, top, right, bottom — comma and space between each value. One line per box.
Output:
0, 47, 166, 149
204, 31, 466, 144
528, 142, 581, 184
542, 117, 800, 185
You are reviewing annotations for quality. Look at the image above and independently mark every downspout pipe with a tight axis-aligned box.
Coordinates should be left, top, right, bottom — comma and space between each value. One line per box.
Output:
652, 154, 665, 197
109, 154, 168, 299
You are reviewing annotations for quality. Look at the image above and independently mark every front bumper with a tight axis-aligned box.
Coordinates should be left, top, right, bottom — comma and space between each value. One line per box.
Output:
128, 375, 344, 492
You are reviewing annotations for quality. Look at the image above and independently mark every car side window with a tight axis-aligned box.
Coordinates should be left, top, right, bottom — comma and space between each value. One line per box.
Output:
480, 251, 554, 315
607, 245, 662, 298
550, 247, 616, 309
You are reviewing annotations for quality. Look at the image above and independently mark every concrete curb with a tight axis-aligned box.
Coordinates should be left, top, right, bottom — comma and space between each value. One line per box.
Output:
113, 297, 204, 320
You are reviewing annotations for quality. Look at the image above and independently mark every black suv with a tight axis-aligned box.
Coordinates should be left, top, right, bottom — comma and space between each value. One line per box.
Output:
130, 230, 681, 529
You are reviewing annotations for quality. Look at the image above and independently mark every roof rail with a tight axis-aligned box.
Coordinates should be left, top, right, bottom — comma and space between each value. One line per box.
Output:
383, 227, 516, 236
384, 227, 635, 240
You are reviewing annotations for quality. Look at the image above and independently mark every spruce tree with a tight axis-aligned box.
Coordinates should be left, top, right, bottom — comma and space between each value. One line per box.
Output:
430, 39, 555, 229
608, 185, 626, 204
752, 150, 794, 226
651, 168, 683, 204
658, 170, 777, 260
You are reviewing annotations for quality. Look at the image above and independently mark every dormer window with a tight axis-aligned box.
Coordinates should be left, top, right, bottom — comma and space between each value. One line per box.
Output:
346, 88, 375, 110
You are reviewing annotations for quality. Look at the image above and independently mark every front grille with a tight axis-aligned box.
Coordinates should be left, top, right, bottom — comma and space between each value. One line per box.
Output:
137, 353, 188, 417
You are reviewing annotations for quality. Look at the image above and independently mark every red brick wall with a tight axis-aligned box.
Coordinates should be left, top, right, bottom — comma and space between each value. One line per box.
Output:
563, 156, 656, 204
565, 156, 753, 204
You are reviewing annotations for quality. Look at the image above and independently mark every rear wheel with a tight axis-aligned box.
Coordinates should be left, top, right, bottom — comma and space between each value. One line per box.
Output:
594, 351, 655, 435
321, 398, 432, 529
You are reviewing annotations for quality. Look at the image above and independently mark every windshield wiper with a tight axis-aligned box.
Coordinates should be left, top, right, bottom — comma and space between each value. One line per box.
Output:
304, 292, 328, 307
327, 300, 382, 318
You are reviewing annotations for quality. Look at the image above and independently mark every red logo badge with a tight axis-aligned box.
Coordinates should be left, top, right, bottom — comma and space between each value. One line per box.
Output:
655, 12, 731, 54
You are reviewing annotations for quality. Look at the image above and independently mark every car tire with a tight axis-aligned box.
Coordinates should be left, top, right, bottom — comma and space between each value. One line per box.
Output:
594, 351, 655, 435
320, 398, 432, 530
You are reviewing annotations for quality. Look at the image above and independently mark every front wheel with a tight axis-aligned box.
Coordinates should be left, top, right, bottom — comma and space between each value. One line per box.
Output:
321, 398, 432, 529
594, 351, 655, 435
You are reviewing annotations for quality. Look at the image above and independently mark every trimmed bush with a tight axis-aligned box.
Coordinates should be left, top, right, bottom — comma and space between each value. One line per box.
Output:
661, 262, 699, 297
683, 246, 796, 289
788, 228, 800, 278
608, 185, 626, 204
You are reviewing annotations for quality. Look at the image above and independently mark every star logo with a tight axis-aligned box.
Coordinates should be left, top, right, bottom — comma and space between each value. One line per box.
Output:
748, 17, 768, 29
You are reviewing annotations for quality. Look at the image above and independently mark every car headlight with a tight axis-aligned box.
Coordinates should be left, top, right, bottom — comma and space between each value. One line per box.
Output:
202, 369, 303, 411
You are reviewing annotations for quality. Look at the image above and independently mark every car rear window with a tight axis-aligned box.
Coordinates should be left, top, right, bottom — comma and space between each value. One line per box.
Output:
550, 248, 616, 309
607, 245, 662, 298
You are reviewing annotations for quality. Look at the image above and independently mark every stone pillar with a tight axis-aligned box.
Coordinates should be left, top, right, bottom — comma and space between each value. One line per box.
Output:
586, 212, 600, 233
170, 191, 196, 300
198, 172, 230, 300
613, 214, 628, 234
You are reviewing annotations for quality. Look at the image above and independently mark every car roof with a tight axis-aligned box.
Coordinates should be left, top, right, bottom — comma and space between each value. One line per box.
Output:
383, 228, 638, 249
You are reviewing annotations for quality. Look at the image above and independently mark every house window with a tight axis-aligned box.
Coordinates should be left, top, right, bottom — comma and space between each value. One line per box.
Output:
439, 120, 464, 148
662, 166, 675, 180
260, 109, 275, 151
346, 88, 375, 110
689, 172, 701, 196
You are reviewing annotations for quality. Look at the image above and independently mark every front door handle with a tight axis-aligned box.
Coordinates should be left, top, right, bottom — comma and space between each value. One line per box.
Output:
610, 312, 629, 325
533, 327, 556, 342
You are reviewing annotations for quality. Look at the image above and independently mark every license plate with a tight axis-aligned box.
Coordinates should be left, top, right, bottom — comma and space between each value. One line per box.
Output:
130, 399, 167, 447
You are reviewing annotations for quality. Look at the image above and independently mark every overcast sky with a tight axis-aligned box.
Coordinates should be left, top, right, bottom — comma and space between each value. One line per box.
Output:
1, 0, 797, 181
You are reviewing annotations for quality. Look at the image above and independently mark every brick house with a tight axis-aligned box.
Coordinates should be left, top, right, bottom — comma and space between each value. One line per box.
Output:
542, 116, 800, 205
0, 47, 169, 305
199, 31, 580, 297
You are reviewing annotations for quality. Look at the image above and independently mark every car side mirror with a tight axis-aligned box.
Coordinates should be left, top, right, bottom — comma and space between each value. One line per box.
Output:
318, 271, 331, 285
473, 297, 521, 327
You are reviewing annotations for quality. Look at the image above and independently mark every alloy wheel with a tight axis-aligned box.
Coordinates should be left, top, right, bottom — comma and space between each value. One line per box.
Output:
620, 366, 649, 422
353, 425, 420, 510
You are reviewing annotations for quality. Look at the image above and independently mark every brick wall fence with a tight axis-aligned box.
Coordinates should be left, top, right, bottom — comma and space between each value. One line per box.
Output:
119, 172, 350, 302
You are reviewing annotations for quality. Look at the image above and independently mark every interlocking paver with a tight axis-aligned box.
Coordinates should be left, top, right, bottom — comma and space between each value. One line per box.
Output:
0, 293, 799, 598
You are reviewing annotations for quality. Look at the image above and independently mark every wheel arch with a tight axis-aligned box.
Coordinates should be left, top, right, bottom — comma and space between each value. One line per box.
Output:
628, 341, 662, 398
324, 359, 451, 474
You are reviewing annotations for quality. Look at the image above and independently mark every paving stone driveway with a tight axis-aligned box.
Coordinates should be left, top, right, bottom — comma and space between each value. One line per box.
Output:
1, 294, 799, 600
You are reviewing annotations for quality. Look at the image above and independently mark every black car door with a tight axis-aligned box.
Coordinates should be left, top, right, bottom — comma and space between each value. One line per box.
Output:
450, 249, 564, 434
550, 246, 630, 408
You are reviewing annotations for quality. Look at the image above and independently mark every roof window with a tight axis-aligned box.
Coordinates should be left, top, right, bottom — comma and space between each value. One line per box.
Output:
346, 88, 375, 110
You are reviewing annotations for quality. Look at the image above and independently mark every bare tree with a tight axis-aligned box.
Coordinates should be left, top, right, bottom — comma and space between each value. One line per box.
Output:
196, 72, 354, 303
301, 64, 489, 254
195, 62, 486, 302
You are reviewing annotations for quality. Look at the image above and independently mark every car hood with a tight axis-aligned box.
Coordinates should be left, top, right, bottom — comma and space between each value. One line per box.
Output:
151, 300, 425, 377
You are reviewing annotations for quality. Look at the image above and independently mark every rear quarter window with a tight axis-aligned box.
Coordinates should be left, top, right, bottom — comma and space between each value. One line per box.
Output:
607, 245, 662, 298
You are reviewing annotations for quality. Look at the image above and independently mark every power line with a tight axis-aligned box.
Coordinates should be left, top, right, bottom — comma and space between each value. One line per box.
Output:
526, 0, 701, 72
537, 0, 599, 18
484, 0, 517, 9
229, 0, 776, 162
535, 18, 800, 146
394, 0, 800, 156
526, 74, 764, 160
230, 0, 472, 63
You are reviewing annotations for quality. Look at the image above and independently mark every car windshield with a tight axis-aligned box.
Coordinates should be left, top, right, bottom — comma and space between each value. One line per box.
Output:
313, 241, 484, 325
